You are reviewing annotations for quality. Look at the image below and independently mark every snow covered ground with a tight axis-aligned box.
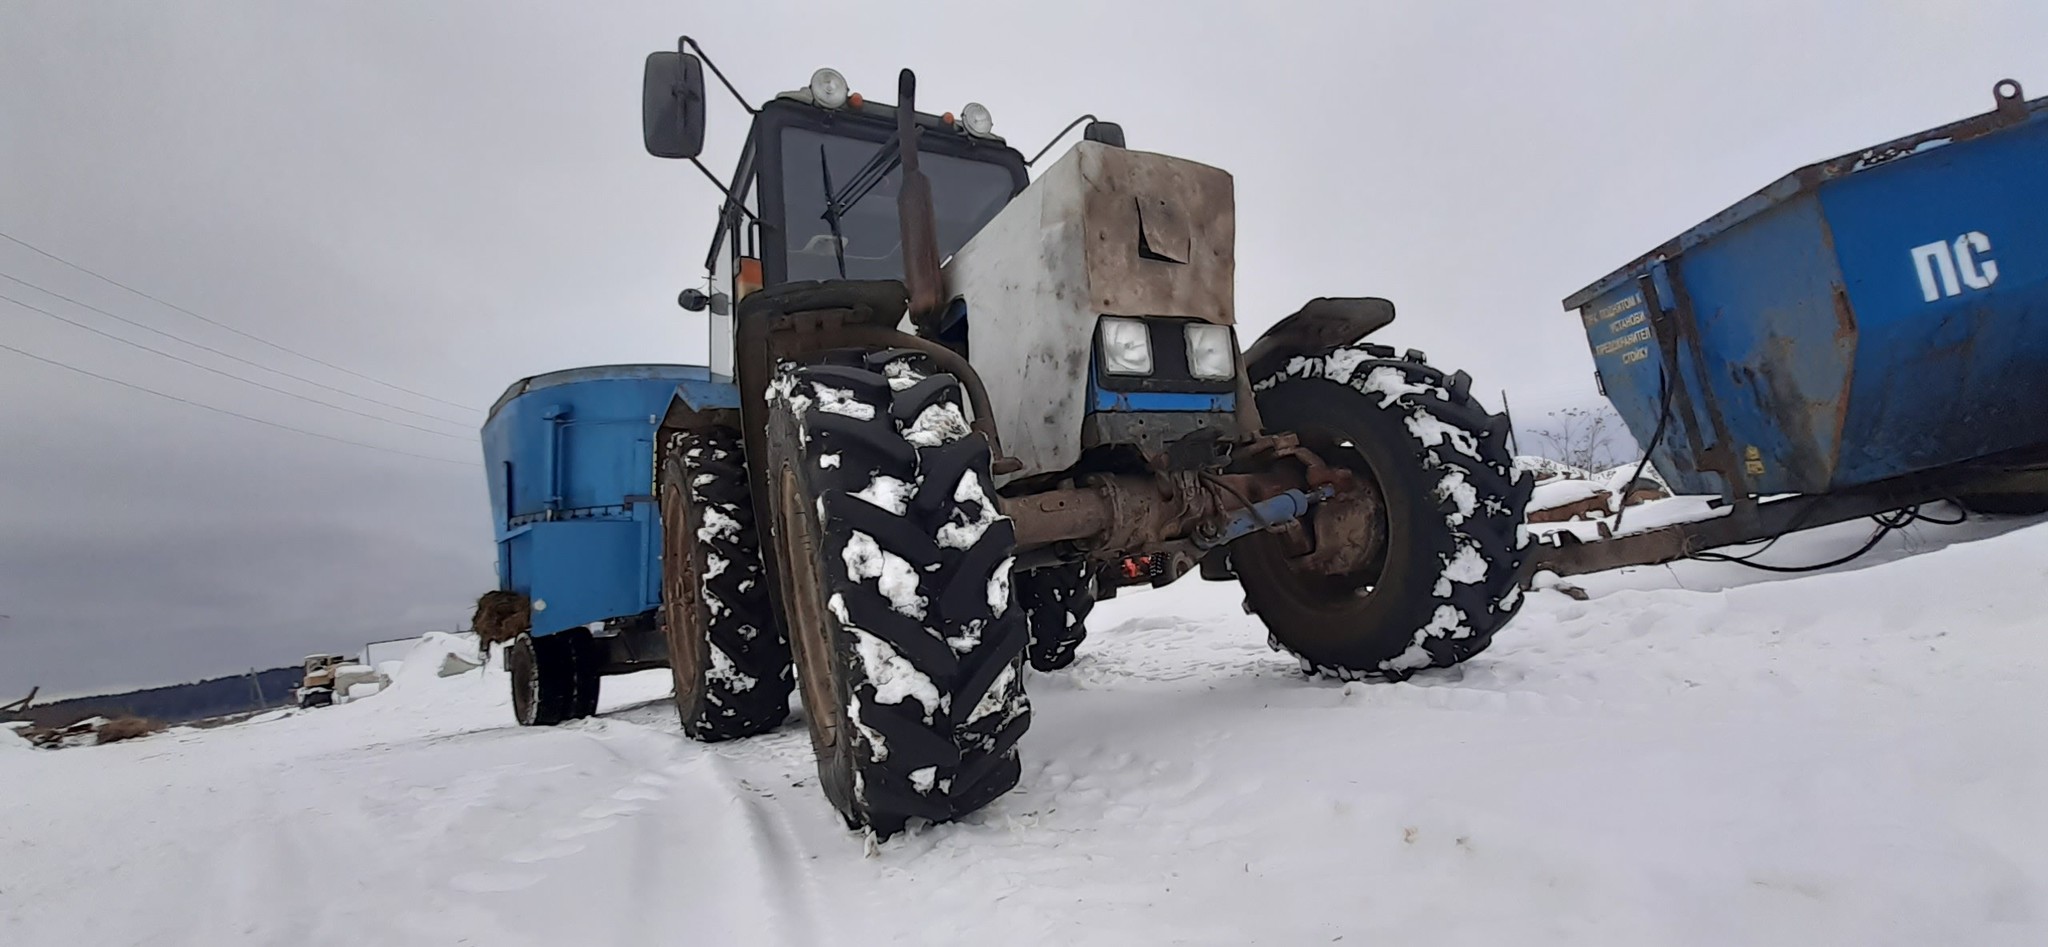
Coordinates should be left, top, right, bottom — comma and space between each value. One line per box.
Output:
6, 512, 2048, 946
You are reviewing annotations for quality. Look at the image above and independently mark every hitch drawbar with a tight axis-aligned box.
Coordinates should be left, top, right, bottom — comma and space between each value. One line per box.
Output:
1003, 474, 1336, 554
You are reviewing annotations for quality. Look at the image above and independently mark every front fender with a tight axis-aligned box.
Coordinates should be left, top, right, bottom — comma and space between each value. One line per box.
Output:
1242, 297, 1396, 381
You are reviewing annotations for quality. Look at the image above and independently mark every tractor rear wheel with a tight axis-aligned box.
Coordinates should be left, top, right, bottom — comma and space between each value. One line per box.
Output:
659, 428, 793, 741
509, 630, 588, 726
762, 349, 1031, 838
1018, 560, 1096, 671
1233, 345, 1533, 680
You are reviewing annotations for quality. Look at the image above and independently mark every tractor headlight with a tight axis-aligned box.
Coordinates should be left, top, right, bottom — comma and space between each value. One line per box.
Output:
1099, 317, 1154, 375
960, 102, 994, 136
808, 68, 850, 109
1185, 323, 1235, 380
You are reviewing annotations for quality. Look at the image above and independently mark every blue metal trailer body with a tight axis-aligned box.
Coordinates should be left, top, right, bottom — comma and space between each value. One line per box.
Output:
482, 364, 738, 638
1565, 82, 2048, 498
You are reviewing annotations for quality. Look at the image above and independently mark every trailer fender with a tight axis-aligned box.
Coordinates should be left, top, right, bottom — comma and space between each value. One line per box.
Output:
1242, 297, 1396, 380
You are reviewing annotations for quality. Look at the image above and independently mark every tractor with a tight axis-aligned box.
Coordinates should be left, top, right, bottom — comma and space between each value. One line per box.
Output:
554, 38, 1535, 837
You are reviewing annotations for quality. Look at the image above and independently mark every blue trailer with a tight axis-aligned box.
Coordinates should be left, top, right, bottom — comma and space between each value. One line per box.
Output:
479, 363, 737, 724
1540, 80, 2048, 575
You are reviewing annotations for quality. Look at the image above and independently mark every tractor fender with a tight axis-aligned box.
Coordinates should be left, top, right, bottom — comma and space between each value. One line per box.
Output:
1242, 297, 1396, 381
657, 374, 743, 435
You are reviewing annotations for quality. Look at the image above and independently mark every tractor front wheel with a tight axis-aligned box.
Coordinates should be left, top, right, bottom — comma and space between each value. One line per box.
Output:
1233, 345, 1533, 680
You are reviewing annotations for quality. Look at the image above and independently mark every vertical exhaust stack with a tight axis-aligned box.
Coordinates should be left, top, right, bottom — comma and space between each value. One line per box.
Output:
894, 69, 947, 331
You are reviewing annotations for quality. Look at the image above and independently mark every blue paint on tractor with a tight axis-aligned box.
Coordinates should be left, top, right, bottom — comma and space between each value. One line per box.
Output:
1213, 486, 1330, 547
1085, 357, 1237, 414
482, 364, 738, 637
1566, 85, 2048, 497
1091, 388, 1236, 413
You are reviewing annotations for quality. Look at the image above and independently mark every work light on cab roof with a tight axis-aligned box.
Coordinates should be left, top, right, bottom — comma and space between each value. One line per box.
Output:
807, 68, 849, 109
960, 102, 994, 136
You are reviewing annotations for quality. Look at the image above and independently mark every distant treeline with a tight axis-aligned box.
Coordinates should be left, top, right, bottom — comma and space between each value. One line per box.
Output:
11, 667, 302, 728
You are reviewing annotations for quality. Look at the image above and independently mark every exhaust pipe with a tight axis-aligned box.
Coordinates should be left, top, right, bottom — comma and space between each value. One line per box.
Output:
893, 69, 946, 332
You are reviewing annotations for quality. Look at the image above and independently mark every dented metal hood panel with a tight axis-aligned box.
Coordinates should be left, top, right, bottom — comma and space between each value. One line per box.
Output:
943, 142, 1236, 482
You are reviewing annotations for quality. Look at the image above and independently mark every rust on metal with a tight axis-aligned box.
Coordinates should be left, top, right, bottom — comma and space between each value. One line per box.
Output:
657, 441, 708, 710
893, 69, 946, 330
1294, 485, 1383, 576
777, 461, 845, 763
1004, 452, 1379, 568
1080, 145, 1235, 324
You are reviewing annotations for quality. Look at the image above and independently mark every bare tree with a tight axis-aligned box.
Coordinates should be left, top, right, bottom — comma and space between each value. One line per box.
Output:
1526, 405, 1633, 472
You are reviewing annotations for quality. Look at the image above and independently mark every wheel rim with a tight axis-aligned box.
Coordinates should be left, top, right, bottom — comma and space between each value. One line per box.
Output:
1270, 425, 1396, 601
508, 635, 539, 725
658, 451, 709, 718
776, 462, 845, 762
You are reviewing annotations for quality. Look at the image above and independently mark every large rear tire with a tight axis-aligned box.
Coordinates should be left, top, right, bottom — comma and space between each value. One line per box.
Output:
659, 428, 793, 741
1234, 345, 1532, 680
763, 350, 1030, 838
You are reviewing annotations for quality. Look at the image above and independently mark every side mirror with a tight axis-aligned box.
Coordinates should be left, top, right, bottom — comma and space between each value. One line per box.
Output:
1083, 121, 1126, 148
643, 50, 706, 159
678, 288, 731, 315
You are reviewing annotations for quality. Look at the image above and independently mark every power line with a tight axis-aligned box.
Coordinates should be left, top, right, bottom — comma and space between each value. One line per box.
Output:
0, 270, 474, 430
0, 229, 483, 414
0, 340, 477, 467
2, 292, 474, 442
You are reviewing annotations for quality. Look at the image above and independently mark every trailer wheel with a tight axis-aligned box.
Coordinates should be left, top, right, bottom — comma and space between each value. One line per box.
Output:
762, 350, 1030, 838
1234, 347, 1534, 680
659, 428, 793, 741
570, 636, 603, 719
509, 630, 585, 726
1018, 561, 1096, 671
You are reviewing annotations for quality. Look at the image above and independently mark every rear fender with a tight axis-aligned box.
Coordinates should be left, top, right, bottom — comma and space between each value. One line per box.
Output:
1242, 297, 1396, 381
657, 376, 743, 435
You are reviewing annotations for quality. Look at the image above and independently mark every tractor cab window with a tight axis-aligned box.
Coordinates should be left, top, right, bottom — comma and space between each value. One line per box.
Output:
776, 126, 1016, 283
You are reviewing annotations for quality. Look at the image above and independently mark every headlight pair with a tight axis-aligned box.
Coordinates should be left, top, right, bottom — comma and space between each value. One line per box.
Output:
1099, 317, 1235, 381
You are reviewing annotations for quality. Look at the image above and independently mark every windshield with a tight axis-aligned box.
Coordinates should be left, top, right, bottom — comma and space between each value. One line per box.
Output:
779, 126, 1017, 283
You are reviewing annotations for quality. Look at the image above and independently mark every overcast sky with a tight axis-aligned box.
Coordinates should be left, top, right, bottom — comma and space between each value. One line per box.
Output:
3, 0, 2043, 697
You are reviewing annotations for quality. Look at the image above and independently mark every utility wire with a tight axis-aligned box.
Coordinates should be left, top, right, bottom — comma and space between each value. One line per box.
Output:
2, 292, 473, 441
0, 340, 476, 467
0, 270, 473, 430
0, 230, 482, 414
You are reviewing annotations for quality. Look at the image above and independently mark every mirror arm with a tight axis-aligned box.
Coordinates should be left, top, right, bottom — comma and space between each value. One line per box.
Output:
1026, 114, 1100, 166
701, 139, 759, 275
679, 36, 757, 116
688, 158, 756, 223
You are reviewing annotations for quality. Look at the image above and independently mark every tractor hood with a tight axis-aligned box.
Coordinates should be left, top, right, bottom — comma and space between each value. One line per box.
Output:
943, 141, 1237, 480
945, 141, 1235, 325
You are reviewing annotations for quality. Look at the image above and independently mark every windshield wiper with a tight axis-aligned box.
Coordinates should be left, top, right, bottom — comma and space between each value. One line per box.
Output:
818, 144, 849, 278
821, 132, 903, 227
